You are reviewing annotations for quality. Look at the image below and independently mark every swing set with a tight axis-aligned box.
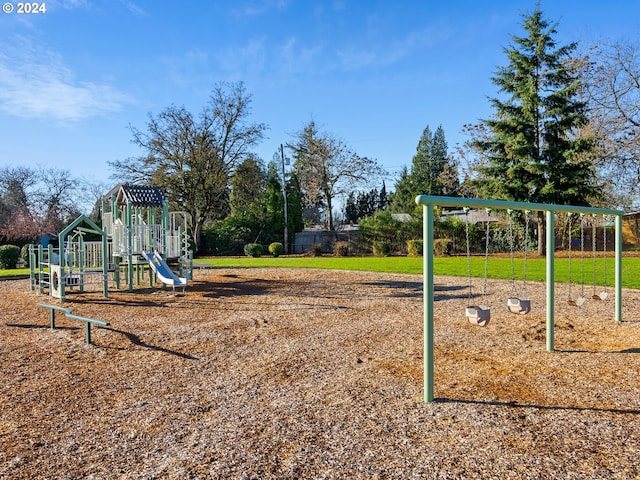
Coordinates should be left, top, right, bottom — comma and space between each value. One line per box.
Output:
416, 195, 623, 403
567, 213, 610, 306
464, 208, 533, 327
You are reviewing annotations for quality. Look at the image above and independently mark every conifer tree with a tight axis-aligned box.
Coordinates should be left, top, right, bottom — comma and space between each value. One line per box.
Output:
410, 125, 453, 197
390, 125, 458, 213
477, 5, 601, 253
344, 192, 358, 224
411, 125, 435, 195
265, 161, 284, 235
389, 166, 415, 213
378, 181, 388, 211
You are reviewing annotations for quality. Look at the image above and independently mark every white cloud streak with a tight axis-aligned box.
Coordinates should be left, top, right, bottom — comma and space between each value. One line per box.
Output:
337, 25, 454, 71
238, 0, 290, 17
0, 36, 129, 121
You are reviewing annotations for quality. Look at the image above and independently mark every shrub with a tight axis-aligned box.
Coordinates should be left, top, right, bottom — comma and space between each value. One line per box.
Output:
372, 241, 391, 257
358, 211, 421, 255
407, 239, 423, 257
310, 242, 323, 257
0, 244, 21, 269
268, 242, 284, 257
244, 243, 263, 257
433, 239, 452, 257
21, 244, 31, 264
333, 241, 349, 257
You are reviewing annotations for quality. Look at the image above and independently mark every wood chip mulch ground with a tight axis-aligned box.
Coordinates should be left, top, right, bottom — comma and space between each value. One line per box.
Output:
1, 267, 640, 479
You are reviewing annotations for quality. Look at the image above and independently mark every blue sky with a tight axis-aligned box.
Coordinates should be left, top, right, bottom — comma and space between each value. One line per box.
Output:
1, 0, 639, 195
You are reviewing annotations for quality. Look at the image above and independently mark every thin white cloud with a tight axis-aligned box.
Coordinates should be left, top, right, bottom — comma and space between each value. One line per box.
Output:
0, 36, 129, 121
161, 48, 212, 88
121, 0, 147, 16
237, 0, 289, 17
280, 37, 323, 76
337, 24, 454, 71
214, 38, 268, 80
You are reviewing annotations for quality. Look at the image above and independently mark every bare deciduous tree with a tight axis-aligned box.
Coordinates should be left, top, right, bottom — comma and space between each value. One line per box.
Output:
289, 120, 383, 230
584, 40, 640, 207
110, 81, 267, 251
0, 166, 80, 241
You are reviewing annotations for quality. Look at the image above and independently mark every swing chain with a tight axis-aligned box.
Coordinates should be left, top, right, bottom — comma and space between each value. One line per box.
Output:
508, 209, 517, 295
567, 213, 573, 301
592, 215, 598, 296
483, 208, 491, 296
464, 208, 472, 302
580, 213, 585, 297
522, 210, 530, 296
603, 215, 608, 288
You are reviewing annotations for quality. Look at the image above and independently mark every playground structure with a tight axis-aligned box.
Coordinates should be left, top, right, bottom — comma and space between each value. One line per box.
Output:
416, 195, 624, 403
30, 184, 193, 301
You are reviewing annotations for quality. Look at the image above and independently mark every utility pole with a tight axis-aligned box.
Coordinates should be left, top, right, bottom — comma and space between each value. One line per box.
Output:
280, 144, 289, 254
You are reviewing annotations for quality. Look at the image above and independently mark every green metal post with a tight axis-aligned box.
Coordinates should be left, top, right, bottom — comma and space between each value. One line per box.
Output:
114, 257, 120, 289
50, 309, 56, 329
615, 215, 622, 322
424, 203, 435, 403
38, 244, 44, 294
546, 210, 555, 352
85, 322, 92, 344
111, 194, 117, 224
47, 244, 54, 298
162, 199, 169, 256
178, 225, 184, 272
29, 244, 35, 291
414, 195, 624, 402
79, 235, 85, 292
126, 202, 133, 292
102, 235, 109, 298
60, 237, 67, 302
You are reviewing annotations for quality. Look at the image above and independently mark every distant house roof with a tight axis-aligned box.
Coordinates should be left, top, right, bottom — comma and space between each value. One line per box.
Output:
441, 209, 500, 224
110, 184, 165, 207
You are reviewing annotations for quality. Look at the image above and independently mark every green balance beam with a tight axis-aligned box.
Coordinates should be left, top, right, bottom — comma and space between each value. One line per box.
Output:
37, 303, 109, 344
65, 314, 109, 344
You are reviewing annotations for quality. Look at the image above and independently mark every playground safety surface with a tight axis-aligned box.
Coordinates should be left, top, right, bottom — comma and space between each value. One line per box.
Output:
2, 268, 640, 479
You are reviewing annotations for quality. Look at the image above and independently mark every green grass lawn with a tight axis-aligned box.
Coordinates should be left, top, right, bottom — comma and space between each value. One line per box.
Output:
194, 255, 638, 289
5, 255, 637, 289
0, 268, 30, 278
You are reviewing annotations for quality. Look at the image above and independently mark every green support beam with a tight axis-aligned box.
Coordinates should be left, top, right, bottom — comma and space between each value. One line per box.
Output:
415, 195, 624, 403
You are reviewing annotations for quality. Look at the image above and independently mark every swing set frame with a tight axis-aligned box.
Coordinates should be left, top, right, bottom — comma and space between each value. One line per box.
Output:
416, 195, 624, 403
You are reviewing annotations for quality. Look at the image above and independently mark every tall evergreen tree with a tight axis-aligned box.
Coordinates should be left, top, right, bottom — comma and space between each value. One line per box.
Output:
285, 173, 305, 246
389, 166, 415, 213
411, 125, 435, 195
477, 5, 601, 253
344, 192, 358, 224
390, 125, 458, 213
356, 190, 375, 219
265, 161, 284, 236
378, 181, 388, 211
431, 126, 460, 196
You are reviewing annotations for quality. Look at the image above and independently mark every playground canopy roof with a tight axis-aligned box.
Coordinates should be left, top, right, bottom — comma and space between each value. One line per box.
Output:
108, 184, 165, 208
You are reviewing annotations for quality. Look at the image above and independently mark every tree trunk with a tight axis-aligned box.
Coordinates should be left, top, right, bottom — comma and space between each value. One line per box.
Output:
326, 193, 334, 230
537, 211, 546, 256
193, 218, 204, 256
